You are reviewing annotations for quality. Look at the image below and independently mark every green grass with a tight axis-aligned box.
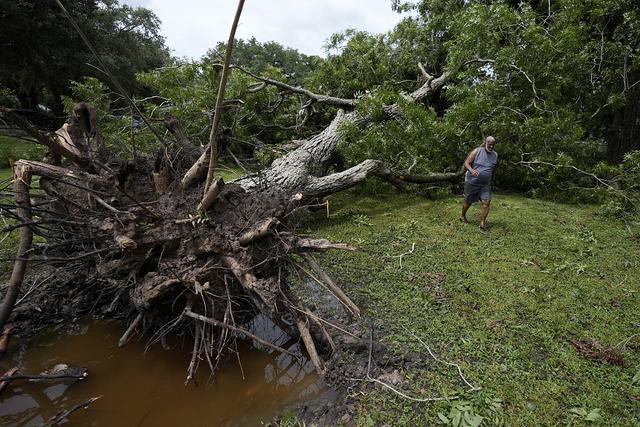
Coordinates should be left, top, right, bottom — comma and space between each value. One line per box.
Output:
217, 162, 246, 182
0, 168, 11, 180
0, 134, 40, 276
307, 191, 639, 426
0, 134, 45, 168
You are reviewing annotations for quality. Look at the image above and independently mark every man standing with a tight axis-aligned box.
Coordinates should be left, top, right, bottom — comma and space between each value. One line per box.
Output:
460, 136, 498, 230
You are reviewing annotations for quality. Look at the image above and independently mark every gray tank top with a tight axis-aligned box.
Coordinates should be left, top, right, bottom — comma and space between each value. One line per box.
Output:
465, 147, 498, 185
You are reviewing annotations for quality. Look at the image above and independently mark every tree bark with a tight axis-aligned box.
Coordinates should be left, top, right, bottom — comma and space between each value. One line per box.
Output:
0, 66, 461, 380
224, 68, 460, 199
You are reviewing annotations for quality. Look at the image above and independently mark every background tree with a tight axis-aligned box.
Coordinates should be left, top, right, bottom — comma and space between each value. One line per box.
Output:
209, 37, 321, 84
52, 0, 639, 209
0, 0, 169, 117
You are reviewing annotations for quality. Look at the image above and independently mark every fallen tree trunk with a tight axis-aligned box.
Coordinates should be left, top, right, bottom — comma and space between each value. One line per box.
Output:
0, 65, 463, 379
182, 65, 461, 200
0, 103, 367, 379
225, 67, 462, 199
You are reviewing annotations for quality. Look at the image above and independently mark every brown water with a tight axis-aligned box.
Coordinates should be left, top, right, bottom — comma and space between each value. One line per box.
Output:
0, 317, 324, 426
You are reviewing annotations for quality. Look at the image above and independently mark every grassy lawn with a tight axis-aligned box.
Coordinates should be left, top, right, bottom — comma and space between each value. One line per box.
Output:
0, 168, 11, 181
0, 134, 44, 168
0, 132, 636, 424
308, 190, 639, 426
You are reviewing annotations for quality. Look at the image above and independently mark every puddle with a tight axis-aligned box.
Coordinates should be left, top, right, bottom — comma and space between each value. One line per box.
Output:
0, 317, 325, 426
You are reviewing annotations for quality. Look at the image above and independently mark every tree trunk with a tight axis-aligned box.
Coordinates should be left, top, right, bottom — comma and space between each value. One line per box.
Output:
1, 68, 459, 379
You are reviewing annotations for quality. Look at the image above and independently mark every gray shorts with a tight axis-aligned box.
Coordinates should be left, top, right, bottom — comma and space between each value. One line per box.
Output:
464, 182, 492, 203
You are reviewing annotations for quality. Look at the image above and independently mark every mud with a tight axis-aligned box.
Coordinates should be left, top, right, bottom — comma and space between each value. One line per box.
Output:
3, 272, 431, 426
0, 105, 415, 425
0, 319, 327, 426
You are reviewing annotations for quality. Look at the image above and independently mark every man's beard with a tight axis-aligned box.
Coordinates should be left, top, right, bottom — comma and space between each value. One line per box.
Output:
486, 146, 494, 152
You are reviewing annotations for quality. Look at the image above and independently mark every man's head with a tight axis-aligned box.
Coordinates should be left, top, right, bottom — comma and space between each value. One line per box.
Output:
484, 136, 496, 152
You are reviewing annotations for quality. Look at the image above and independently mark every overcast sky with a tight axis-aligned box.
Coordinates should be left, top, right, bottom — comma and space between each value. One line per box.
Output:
121, 0, 402, 58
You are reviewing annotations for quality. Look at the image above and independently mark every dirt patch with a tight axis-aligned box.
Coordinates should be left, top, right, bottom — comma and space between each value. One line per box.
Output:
423, 271, 449, 305
570, 338, 625, 366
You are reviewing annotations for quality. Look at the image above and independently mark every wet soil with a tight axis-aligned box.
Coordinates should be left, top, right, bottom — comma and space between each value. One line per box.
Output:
1, 276, 425, 426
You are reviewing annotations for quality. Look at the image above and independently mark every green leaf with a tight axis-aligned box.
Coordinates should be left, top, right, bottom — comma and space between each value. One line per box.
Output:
452, 410, 462, 427
465, 413, 484, 427
585, 408, 602, 422
437, 412, 450, 424
569, 407, 587, 417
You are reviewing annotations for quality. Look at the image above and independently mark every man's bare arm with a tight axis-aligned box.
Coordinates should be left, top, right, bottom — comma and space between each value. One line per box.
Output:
464, 148, 479, 176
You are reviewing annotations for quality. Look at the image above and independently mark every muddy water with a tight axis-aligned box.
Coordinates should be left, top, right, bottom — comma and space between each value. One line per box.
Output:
0, 317, 324, 426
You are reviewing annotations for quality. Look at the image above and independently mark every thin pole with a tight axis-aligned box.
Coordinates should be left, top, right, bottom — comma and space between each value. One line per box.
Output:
204, 0, 245, 191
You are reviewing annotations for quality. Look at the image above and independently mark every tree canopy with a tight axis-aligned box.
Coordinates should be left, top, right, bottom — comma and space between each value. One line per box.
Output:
27, 0, 639, 211
0, 0, 169, 115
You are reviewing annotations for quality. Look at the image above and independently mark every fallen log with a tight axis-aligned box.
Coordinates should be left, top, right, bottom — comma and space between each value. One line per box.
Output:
0, 63, 465, 380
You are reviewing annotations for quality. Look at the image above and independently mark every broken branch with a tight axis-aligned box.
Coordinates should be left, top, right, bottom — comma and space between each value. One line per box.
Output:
300, 252, 360, 318
184, 309, 297, 358
0, 163, 33, 331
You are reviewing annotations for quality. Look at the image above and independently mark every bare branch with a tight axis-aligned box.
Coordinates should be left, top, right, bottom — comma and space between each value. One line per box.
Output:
232, 65, 356, 109
0, 164, 33, 330
184, 309, 297, 358
204, 0, 245, 192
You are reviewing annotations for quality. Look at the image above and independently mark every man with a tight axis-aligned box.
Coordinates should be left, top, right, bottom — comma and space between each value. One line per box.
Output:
460, 136, 498, 230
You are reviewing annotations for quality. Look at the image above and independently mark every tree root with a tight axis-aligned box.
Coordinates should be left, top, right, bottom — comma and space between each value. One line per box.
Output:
0, 104, 367, 380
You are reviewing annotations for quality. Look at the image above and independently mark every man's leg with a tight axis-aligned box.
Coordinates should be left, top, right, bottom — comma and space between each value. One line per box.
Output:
479, 200, 490, 229
461, 201, 471, 223
461, 182, 476, 223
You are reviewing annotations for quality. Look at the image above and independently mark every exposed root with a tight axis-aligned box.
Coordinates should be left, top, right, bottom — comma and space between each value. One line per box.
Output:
294, 308, 325, 375
0, 104, 365, 380
118, 312, 144, 348
300, 252, 360, 318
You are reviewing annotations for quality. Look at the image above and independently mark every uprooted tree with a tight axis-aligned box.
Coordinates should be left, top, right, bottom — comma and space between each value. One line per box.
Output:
0, 65, 462, 378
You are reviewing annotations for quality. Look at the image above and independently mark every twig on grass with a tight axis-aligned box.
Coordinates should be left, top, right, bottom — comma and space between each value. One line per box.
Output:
347, 326, 460, 403
384, 242, 416, 269
615, 332, 640, 350
403, 327, 479, 391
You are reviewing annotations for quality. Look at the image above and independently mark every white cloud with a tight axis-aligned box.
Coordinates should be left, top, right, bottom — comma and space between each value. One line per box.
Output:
121, 0, 402, 58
